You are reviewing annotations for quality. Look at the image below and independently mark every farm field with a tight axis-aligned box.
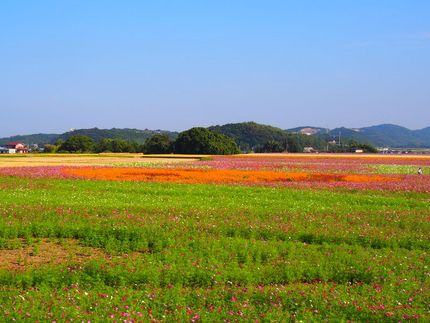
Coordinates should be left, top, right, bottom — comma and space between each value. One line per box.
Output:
0, 154, 200, 168
0, 154, 429, 321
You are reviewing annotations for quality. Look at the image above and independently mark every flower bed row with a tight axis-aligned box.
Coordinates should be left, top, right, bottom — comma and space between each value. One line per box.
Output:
62, 167, 397, 185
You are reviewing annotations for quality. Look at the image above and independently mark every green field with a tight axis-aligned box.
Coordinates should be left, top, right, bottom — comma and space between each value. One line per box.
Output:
0, 175, 429, 321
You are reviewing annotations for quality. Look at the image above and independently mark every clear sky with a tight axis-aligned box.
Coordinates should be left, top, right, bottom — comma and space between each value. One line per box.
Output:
1, 1, 430, 137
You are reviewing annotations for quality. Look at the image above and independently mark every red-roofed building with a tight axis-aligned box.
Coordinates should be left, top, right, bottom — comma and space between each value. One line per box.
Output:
5, 142, 28, 153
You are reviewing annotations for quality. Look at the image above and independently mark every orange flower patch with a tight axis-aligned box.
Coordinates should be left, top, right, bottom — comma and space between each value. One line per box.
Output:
62, 167, 398, 185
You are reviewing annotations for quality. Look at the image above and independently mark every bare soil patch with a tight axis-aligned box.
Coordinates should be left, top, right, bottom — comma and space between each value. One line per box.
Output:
0, 239, 107, 271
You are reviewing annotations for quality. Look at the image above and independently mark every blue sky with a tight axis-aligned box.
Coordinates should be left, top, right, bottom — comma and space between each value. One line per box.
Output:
1, 1, 429, 136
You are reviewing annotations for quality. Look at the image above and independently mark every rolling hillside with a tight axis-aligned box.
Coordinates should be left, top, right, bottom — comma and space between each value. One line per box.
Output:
57, 128, 178, 144
326, 124, 430, 148
289, 124, 430, 148
0, 134, 59, 147
208, 122, 287, 151
0, 128, 178, 146
1, 123, 430, 149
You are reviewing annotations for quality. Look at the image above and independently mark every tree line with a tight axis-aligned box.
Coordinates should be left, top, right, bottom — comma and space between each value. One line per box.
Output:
44, 127, 240, 154
44, 127, 377, 154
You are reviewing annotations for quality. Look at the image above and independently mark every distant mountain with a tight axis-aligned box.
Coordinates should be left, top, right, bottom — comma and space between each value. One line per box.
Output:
57, 128, 178, 144
208, 122, 287, 151
0, 133, 59, 146
287, 124, 430, 148
324, 124, 430, 148
354, 124, 421, 147
411, 127, 430, 144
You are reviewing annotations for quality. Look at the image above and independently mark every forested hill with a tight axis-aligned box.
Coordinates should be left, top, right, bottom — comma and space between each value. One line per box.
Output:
0, 128, 178, 146
57, 128, 178, 144
208, 122, 329, 151
289, 124, 430, 148
0, 134, 59, 146
208, 122, 288, 151
339, 124, 430, 148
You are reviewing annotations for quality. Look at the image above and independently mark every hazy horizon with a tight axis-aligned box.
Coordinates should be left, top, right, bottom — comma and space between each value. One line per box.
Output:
2, 1, 429, 137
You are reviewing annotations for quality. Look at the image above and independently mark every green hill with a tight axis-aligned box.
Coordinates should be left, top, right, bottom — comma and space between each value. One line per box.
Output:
415, 127, 430, 144
288, 124, 430, 148
57, 128, 178, 144
0, 134, 59, 147
208, 122, 287, 151
325, 124, 429, 148
0, 128, 178, 147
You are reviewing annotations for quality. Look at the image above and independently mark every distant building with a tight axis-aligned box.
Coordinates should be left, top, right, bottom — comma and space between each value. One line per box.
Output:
0, 147, 9, 154
5, 142, 28, 154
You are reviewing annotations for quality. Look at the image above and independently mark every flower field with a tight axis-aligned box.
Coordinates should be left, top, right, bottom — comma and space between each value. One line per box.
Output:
0, 154, 429, 321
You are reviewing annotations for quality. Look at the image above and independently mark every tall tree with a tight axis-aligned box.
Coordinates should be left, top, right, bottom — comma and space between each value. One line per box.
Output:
59, 135, 95, 153
144, 134, 173, 154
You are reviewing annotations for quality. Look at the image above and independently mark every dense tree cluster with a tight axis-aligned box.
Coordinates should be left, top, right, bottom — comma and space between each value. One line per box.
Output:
255, 140, 284, 153
57, 128, 177, 144
173, 128, 240, 155
327, 140, 378, 153
58, 135, 95, 153
44, 137, 143, 153
95, 139, 141, 153
144, 134, 172, 154
254, 134, 330, 153
47, 127, 240, 155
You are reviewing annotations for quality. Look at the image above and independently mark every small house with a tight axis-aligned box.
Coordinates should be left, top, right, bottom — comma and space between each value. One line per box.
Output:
5, 142, 28, 154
